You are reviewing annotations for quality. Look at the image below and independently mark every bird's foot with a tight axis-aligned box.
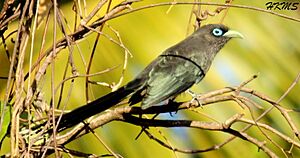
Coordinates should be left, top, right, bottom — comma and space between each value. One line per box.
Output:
187, 89, 203, 108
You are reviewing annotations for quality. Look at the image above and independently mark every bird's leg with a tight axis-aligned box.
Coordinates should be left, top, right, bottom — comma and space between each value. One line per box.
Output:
187, 89, 203, 108
167, 98, 178, 115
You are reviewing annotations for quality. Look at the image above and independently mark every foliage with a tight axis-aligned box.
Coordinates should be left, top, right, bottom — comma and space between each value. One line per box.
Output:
0, 0, 300, 157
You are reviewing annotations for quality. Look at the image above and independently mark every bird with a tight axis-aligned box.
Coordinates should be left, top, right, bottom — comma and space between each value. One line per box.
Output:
54, 24, 243, 132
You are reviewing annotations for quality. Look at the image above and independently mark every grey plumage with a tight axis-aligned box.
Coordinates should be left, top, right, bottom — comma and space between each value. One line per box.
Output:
54, 24, 243, 132
128, 24, 242, 109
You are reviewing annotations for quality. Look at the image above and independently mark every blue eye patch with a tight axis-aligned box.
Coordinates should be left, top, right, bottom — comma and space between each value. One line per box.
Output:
212, 28, 224, 37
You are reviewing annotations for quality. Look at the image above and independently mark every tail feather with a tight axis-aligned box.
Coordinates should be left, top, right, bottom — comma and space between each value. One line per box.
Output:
56, 83, 138, 132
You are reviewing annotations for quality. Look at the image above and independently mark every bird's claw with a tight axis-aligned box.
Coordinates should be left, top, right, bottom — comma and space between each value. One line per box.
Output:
187, 89, 203, 108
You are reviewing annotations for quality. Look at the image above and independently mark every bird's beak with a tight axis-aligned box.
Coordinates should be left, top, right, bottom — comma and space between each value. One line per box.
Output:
223, 30, 244, 39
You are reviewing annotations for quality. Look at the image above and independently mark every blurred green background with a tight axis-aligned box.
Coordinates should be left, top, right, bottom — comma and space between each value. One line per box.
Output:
1, 0, 300, 157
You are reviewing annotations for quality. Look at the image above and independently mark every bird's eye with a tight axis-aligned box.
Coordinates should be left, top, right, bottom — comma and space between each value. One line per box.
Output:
212, 28, 224, 37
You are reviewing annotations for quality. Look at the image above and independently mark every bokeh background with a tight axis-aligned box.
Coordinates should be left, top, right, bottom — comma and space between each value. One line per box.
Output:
1, 0, 300, 157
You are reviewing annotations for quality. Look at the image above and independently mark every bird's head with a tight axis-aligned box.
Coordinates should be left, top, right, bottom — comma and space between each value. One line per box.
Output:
192, 24, 243, 53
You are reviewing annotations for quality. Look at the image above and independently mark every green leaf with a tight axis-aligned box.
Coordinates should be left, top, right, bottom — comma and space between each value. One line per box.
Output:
0, 101, 11, 149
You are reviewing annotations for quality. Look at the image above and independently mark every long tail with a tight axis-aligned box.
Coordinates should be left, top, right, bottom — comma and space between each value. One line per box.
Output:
56, 79, 142, 132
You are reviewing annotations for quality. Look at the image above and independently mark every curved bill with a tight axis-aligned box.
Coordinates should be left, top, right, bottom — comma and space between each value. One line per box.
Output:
223, 30, 244, 38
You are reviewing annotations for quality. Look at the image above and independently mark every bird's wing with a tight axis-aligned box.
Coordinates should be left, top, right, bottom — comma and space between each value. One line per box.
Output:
141, 55, 205, 109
